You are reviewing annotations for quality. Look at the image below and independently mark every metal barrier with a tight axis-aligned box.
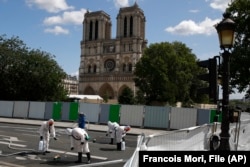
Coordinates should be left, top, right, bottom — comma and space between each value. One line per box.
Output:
124, 118, 250, 167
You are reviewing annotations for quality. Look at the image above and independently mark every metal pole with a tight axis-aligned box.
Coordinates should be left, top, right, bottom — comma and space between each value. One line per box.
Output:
219, 50, 230, 150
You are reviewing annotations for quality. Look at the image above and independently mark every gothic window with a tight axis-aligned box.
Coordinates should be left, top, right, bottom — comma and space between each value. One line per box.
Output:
123, 64, 126, 72
94, 46, 97, 54
124, 17, 127, 37
129, 44, 133, 51
129, 63, 132, 72
93, 65, 97, 73
88, 65, 91, 73
95, 20, 98, 40
89, 21, 93, 40
130, 16, 133, 37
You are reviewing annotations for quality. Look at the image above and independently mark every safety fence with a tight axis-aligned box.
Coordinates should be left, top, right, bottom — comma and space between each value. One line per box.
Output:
124, 116, 250, 167
0, 100, 221, 130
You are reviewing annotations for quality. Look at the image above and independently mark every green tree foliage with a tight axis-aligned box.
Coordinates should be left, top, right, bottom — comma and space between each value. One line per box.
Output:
118, 87, 135, 104
135, 89, 146, 105
134, 41, 202, 106
227, 0, 250, 98
0, 35, 67, 101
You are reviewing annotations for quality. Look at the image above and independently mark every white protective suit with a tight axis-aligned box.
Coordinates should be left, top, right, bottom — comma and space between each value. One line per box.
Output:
39, 119, 56, 152
106, 121, 119, 139
67, 127, 90, 153
115, 125, 130, 143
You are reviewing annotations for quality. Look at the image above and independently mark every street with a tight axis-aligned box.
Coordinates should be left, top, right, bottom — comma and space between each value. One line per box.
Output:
0, 123, 137, 167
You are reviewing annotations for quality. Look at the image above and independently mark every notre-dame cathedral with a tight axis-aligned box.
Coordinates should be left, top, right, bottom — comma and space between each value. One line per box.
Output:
78, 2, 147, 101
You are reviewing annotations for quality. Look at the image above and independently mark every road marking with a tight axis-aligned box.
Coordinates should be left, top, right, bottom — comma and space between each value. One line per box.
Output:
68, 159, 127, 167
0, 161, 25, 167
0, 141, 27, 147
48, 149, 108, 160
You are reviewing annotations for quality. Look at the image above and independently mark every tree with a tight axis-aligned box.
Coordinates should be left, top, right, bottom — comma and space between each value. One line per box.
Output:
134, 41, 202, 105
227, 0, 250, 98
118, 87, 135, 104
0, 34, 67, 101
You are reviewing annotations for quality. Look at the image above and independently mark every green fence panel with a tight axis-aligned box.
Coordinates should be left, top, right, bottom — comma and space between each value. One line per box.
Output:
210, 109, 222, 123
52, 102, 62, 121
109, 104, 120, 123
69, 102, 79, 121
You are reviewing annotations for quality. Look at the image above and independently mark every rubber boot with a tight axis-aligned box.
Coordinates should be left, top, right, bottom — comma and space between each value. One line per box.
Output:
86, 152, 91, 164
109, 138, 113, 144
75, 152, 82, 163
117, 142, 121, 150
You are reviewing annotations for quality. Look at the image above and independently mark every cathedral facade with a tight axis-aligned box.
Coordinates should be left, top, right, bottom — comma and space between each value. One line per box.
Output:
78, 3, 147, 101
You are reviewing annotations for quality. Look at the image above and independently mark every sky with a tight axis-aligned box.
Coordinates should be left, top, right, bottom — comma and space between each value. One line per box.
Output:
0, 0, 244, 99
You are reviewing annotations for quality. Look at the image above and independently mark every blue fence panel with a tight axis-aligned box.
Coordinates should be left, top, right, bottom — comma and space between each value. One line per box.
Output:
79, 103, 100, 123
170, 107, 197, 129
0, 101, 14, 117
197, 109, 211, 125
44, 102, 53, 120
99, 104, 110, 124
28, 101, 46, 119
61, 102, 70, 121
120, 105, 144, 127
144, 106, 170, 129
13, 101, 29, 118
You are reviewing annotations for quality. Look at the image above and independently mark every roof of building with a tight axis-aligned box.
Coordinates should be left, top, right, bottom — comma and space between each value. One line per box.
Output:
67, 94, 103, 100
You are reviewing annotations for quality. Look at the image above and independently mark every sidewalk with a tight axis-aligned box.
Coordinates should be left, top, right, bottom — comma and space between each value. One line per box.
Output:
0, 117, 168, 136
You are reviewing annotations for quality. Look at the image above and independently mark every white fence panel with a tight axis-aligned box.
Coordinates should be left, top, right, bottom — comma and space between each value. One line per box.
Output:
79, 103, 100, 123
13, 101, 29, 118
0, 101, 14, 117
28, 101, 46, 119
170, 107, 197, 129
120, 105, 144, 127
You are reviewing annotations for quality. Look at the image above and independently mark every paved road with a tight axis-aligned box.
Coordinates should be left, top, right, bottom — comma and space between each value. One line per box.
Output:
0, 123, 138, 167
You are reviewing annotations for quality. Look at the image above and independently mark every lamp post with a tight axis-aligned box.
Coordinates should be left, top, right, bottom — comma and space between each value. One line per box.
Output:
215, 12, 236, 151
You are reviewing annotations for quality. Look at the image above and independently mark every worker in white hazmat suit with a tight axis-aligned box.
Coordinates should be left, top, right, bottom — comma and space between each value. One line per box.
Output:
115, 125, 131, 150
66, 127, 91, 163
106, 121, 119, 144
39, 119, 57, 154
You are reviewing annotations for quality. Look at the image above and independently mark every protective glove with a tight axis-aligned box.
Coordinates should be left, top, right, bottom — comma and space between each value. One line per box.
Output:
71, 147, 74, 150
54, 137, 58, 140
40, 136, 43, 140
81, 142, 84, 145
85, 136, 90, 141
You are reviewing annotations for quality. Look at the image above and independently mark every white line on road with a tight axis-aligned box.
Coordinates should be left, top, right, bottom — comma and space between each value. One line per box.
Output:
0, 141, 27, 147
0, 161, 25, 167
48, 149, 108, 160
68, 159, 126, 167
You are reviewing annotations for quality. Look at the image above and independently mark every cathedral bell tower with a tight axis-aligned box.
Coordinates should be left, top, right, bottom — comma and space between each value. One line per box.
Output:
78, 2, 147, 102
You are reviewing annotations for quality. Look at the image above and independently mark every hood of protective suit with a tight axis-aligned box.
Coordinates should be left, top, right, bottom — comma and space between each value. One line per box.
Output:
107, 121, 112, 126
125, 126, 131, 132
48, 119, 54, 126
